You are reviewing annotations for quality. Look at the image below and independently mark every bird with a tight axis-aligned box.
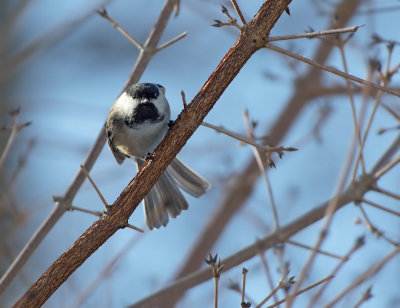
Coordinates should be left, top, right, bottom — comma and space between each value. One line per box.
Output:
106, 82, 210, 229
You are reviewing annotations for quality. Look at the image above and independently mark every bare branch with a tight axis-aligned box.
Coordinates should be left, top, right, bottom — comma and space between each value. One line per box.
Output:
126, 223, 144, 233
97, 8, 143, 51
286, 79, 362, 305
286, 240, 344, 260
205, 253, 223, 308
231, 0, 247, 25
80, 165, 108, 210
241, 268, 249, 307
212, 5, 241, 30
325, 247, 400, 307
255, 279, 283, 308
265, 275, 334, 308
362, 198, 400, 216
258, 251, 279, 303
201, 121, 296, 158
352, 46, 399, 180
243, 110, 280, 229
373, 186, 400, 200
155, 31, 187, 52
336, 33, 366, 176
264, 44, 400, 97
354, 287, 373, 308
267, 25, 364, 42
309, 236, 365, 306
373, 155, 400, 179
0, 108, 31, 172
68, 205, 103, 217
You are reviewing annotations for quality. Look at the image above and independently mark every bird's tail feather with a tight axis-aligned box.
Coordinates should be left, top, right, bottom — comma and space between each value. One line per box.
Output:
168, 158, 210, 197
135, 157, 210, 230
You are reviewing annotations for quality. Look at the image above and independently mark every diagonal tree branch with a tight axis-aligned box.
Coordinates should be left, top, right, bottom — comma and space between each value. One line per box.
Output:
0, 0, 180, 296
13, 1, 292, 306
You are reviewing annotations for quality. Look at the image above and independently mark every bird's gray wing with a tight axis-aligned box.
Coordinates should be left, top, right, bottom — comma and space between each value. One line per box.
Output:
105, 121, 126, 164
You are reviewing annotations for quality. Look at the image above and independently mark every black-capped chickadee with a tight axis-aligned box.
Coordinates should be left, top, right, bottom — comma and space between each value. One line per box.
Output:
106, 83, 210, 229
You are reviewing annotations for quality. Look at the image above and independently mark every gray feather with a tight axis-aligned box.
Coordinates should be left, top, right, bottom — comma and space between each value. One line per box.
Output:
106, 119, 126, 164
143, 189, 159, 229
168, 158, 211, 197
135, 157, 210, 229
136, 159, 190, 229
155, 171, 188, 218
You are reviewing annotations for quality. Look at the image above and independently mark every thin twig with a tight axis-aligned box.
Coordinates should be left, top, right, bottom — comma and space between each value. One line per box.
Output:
264, 44, 400, 97
244, 110, 280, 229
267, 25, 363, 42
205, 253, 224, 308
273, 244, 290, 297
356, 203, 399, 246
354, 287, 373, 308
68, 205, 103, 217
350, 63, 376, 182
258, 251, 279, 303
336, 34, 366, 176
256, 281, 283, 308
286, 92, 363, 306
126, 223, 144, 233
352, 45, 399, 181
0, 108, 31, 172
80, 165, 108, 210
308, 236, 365, 307
351, 78, 387, 181
231, 0, 247, 25
286, 240, 344, 260
325, 247, 400, 307
266, 275, 334, 308
212, 5, 241, 30
97, 8, 143, 51
0, 139, 35, 213
155, 31, 187, 52
227, 281, 255, 307
241, 268, 249, 307
373, 155, 400, 179
356, 203, 379, 235
377, 125, 400, 135
373, 186, 400, 200
362, 198, 400, 216
181, 89, 188, 111
201, 121, 296, 161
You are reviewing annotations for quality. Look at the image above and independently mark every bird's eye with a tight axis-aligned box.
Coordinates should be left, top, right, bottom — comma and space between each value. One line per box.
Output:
157, 84, 166, 95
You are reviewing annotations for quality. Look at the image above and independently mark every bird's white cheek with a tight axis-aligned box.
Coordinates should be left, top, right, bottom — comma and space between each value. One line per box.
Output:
153, 96, 171, 119
113, 92, 137, 115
